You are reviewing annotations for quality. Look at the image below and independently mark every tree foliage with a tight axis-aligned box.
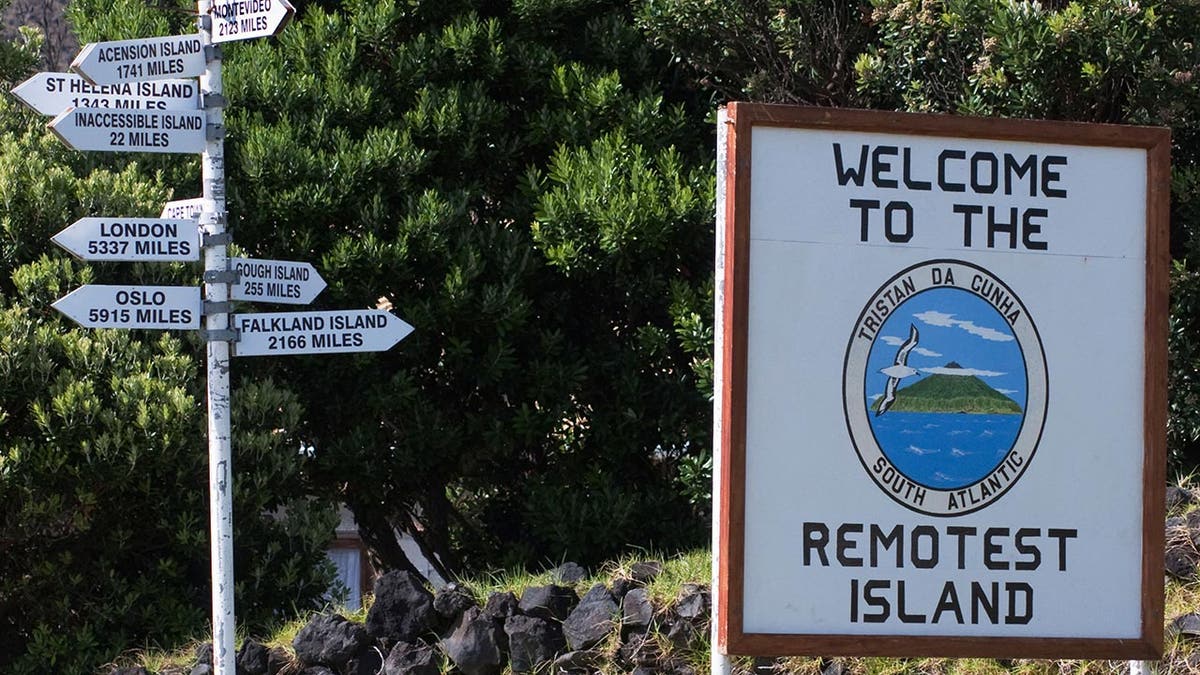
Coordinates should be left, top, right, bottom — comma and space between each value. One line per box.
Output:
211, 0, 715, 574
7, 0, 1200, 671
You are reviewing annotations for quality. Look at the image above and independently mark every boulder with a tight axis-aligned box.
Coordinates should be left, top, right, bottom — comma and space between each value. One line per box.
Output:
504, 614, 565, 672
629, 561, 663, 585
673, 583, 709, 621
1167, 543, 1198, 579
1168, 485, 1195, 512
617, 631, 659, 668
346, 646, 384, 675
441, 607, 504, 675
518, 584, 578, 622
1187, 510, 1200, 548
552, 650, 601, 673
1174, 612, 1200, 638
293, 613, 370, 668
562, 584, 617, 651
622, 587, 654, 630
383, 641, 441, 675
194, 643, 213, 666
611, 577, 635, 599
483, 590, 519, 620
266, 646, 291, 675
433, 582, 477, 620
550, 562, 587, 584
367, 570, 437, 644
236, 641, 270, 675
1167, 517, 1197, 579
822, 658, 848, 675
665, 617, 696, 649
189, 666, 212, 675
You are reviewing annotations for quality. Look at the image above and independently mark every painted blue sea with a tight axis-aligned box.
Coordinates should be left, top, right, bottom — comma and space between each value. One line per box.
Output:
868, 412, 1022, 489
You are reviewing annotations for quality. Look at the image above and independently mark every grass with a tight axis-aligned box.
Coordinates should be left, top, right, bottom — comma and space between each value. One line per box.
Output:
115, 542, 1200, 675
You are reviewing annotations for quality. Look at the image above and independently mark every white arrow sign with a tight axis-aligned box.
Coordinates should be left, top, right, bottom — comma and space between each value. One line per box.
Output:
71, 34, 205, 85
232, 309, 413, 356
52, 217, 200, 262
49, 107, 206, 154
11, 73, 200, 116
230, 257, 326, 304
210, 0, 295, 43
161, 197, 205, 220
53, 284, 201, 329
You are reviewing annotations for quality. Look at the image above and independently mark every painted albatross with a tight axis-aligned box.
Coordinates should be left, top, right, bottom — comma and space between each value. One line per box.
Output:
876, 323, 920, 416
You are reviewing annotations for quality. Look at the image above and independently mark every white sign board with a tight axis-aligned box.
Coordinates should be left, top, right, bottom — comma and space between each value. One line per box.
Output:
232, 309, 413, 356
210, 0, 295, 43
53, 217, 200, 262
161, 197, 205, 220
716, 104, 1167, 659
230, 257, 326, 304
11, 73, 199, 116
53, 284, 201, 329
71, 34, 205, 85
49, 107, 206, 154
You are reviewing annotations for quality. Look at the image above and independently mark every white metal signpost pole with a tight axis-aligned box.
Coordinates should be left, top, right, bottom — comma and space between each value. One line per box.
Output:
711, 108, 732, 675
195, 5, 236, 673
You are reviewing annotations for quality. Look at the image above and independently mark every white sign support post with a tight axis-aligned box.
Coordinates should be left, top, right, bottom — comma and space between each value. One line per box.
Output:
711, 108, 733, 675
195, 6, 236, 674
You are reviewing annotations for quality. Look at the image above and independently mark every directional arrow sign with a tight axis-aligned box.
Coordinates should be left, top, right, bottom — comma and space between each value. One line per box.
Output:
49, 108, 206, 154
71, 34, 205, 85
53, 285, 201, 329
232, 309, 413, 356
161, 197, 205, 220
11, 73, 200, 116
231, 257, 326, 304
53, 217, 200, 262
210, 0, 295, 43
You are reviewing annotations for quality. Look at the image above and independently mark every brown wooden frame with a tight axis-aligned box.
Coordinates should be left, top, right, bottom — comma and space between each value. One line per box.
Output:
717, 102, 1170, 659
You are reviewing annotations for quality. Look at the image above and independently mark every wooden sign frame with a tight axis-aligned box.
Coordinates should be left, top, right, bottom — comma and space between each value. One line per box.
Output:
716, 102, 1169, 659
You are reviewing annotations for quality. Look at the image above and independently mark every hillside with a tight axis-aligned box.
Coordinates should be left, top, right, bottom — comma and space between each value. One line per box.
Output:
874, 361, 1022, 415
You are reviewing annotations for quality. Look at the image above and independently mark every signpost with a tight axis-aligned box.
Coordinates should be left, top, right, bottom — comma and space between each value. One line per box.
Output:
71, 34, 206, 84
53, 284, 201, 329
210, 0, 295, 43
11, 73, 199, 116
230, 257, 325, 304
713, 103, 1168, 661
232, 309, 413, 356
53, 217, 200, 261
48, 107, 207, 154
28, 7, 414, 675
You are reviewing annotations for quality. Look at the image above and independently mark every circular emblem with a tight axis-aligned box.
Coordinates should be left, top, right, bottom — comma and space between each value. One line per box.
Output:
843, 259, 1047, 516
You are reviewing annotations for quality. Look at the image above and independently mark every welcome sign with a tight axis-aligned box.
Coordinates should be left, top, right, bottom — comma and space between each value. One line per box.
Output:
716, 104, 1168, 658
